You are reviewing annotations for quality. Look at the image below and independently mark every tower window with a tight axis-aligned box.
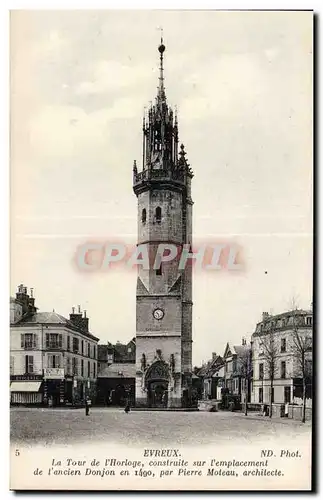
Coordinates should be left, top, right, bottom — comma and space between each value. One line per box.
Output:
155, 206, 162, 224
306, 316, 312, 326
142, 208, 147, 224
156, 263, 162, 276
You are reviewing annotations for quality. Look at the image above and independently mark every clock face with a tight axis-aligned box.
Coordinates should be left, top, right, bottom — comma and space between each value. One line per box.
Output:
153, 308, 164, 320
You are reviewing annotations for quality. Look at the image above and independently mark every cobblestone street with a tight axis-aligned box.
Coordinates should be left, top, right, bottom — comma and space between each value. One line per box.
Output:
11, 407, 311, 448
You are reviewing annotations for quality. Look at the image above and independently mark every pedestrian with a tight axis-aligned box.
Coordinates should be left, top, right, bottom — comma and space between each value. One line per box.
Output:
284, 402, 289, 418
124, 401, 130, 414
85, 398, 91, 416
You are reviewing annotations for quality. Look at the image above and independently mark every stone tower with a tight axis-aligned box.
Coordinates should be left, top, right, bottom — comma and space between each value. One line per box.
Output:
133, 38, 194, 408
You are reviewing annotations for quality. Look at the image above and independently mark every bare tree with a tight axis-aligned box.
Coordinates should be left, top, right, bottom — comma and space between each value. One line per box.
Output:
260, 320, 280, 418
239, 345, 253, 416
290, 311, 313, 423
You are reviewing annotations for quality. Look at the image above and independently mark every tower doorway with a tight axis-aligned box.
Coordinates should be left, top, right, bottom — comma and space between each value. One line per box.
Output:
148, 381, 168, 408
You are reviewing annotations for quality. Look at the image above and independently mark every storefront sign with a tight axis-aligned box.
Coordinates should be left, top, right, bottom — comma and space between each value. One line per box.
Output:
11, 375, 43, 381
44, 368, 65, 380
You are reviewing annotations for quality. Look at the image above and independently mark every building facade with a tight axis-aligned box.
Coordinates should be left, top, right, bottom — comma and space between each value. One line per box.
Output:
223, 341, 252, 404
97, 338, 136, 406
10, 285, 99, 406
251, 309, 313, 406
198, 353, 224, 400
133, 39, 194, 408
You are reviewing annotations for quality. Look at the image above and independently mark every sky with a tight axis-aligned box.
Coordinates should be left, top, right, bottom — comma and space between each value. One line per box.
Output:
10, 10, 313, 365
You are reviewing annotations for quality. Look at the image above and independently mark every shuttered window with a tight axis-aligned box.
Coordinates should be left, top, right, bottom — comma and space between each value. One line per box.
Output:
46, 333, 63, 349
21, 333, 37, 349
25, 355, 34, 374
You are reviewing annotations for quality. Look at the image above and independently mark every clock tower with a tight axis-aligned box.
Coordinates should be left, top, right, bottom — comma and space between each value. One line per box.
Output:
133, 38, 194, 408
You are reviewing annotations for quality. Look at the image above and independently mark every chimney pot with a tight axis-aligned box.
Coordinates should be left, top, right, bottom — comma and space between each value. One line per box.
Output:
84, 310, 87, 318
78, 305, 81, 314
72, 307, 75, 314
262, 311, 269, 321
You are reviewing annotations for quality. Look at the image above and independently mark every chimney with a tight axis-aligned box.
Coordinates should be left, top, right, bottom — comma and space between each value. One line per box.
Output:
262, 312, 269, 321
69, 306, 89, 332
81, 310, 89, 332
16, 284, 35, 314
28, 287, 36, 311
212, 352, 217, 361
69, 306, 83, 329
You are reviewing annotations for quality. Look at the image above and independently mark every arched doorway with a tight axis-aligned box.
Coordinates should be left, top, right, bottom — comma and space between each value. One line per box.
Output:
145, 361, 169, 408
148, 381, 168, 408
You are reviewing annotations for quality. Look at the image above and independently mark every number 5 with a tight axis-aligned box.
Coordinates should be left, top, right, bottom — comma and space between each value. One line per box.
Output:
15, 449, 20, 456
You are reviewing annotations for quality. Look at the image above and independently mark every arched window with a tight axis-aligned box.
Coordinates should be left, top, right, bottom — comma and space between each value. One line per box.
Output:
142, 208, 146, 224
155, 206, 162, 224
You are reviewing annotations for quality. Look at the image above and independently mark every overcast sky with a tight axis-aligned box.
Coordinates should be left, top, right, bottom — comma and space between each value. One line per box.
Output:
10, 10, 313, 365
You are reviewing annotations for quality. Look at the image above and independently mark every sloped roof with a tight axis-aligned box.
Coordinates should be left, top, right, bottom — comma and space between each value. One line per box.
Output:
14, 311, 99, 341
252, 309, 312, 337
232, 345, 250, 357
98, 363, 136, 379
223, 342, 232, 359
197, 355, 224, 378
20, 311, 69, 325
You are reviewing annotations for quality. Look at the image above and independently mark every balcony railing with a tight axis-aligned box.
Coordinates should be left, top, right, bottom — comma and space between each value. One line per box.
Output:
23, 342, 37, 350
46, 342, 62, 350
134, 168, 185, 185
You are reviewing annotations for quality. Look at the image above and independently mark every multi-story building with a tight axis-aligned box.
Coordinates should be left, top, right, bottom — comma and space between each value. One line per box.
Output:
133, 38, 194, 408
251, 309, 313, 406
197, 353, 224, 400
10, 285, 99, 406
97, 338, 136, 372
97, 338, 136, 406
223, 340, 252, 404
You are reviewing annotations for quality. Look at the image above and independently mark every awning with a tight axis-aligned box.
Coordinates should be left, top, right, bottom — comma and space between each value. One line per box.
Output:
10, 381, 42, 393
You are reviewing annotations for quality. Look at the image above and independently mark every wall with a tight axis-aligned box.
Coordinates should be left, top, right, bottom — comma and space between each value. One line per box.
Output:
10, 300, 23, 324
137, 189, 183, 245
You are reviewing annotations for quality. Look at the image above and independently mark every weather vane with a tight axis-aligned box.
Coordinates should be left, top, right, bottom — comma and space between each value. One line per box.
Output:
157, 26, 164, 43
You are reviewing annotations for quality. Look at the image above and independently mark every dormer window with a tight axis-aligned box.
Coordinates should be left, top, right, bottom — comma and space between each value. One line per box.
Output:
306, 316, 312, 326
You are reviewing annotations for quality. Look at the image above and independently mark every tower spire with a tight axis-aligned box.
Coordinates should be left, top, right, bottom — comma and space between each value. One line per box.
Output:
157, 31, 166, 103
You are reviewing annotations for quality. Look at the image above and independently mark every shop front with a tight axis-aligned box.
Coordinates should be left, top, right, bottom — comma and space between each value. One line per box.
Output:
43, 367, 65, 406
10, 375, 43, 405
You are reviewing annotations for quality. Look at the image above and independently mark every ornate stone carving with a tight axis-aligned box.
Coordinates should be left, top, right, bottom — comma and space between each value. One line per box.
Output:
155, 349, 163, 361
145, 360, 170, 382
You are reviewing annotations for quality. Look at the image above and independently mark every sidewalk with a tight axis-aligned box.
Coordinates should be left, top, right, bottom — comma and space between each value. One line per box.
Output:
230, 411, 312, 426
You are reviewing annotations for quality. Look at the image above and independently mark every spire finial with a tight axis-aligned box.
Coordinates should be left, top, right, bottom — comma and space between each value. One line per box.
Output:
157, 28, 166, 103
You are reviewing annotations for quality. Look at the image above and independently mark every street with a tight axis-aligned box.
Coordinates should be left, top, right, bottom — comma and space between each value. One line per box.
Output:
10, 407, 311, 448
